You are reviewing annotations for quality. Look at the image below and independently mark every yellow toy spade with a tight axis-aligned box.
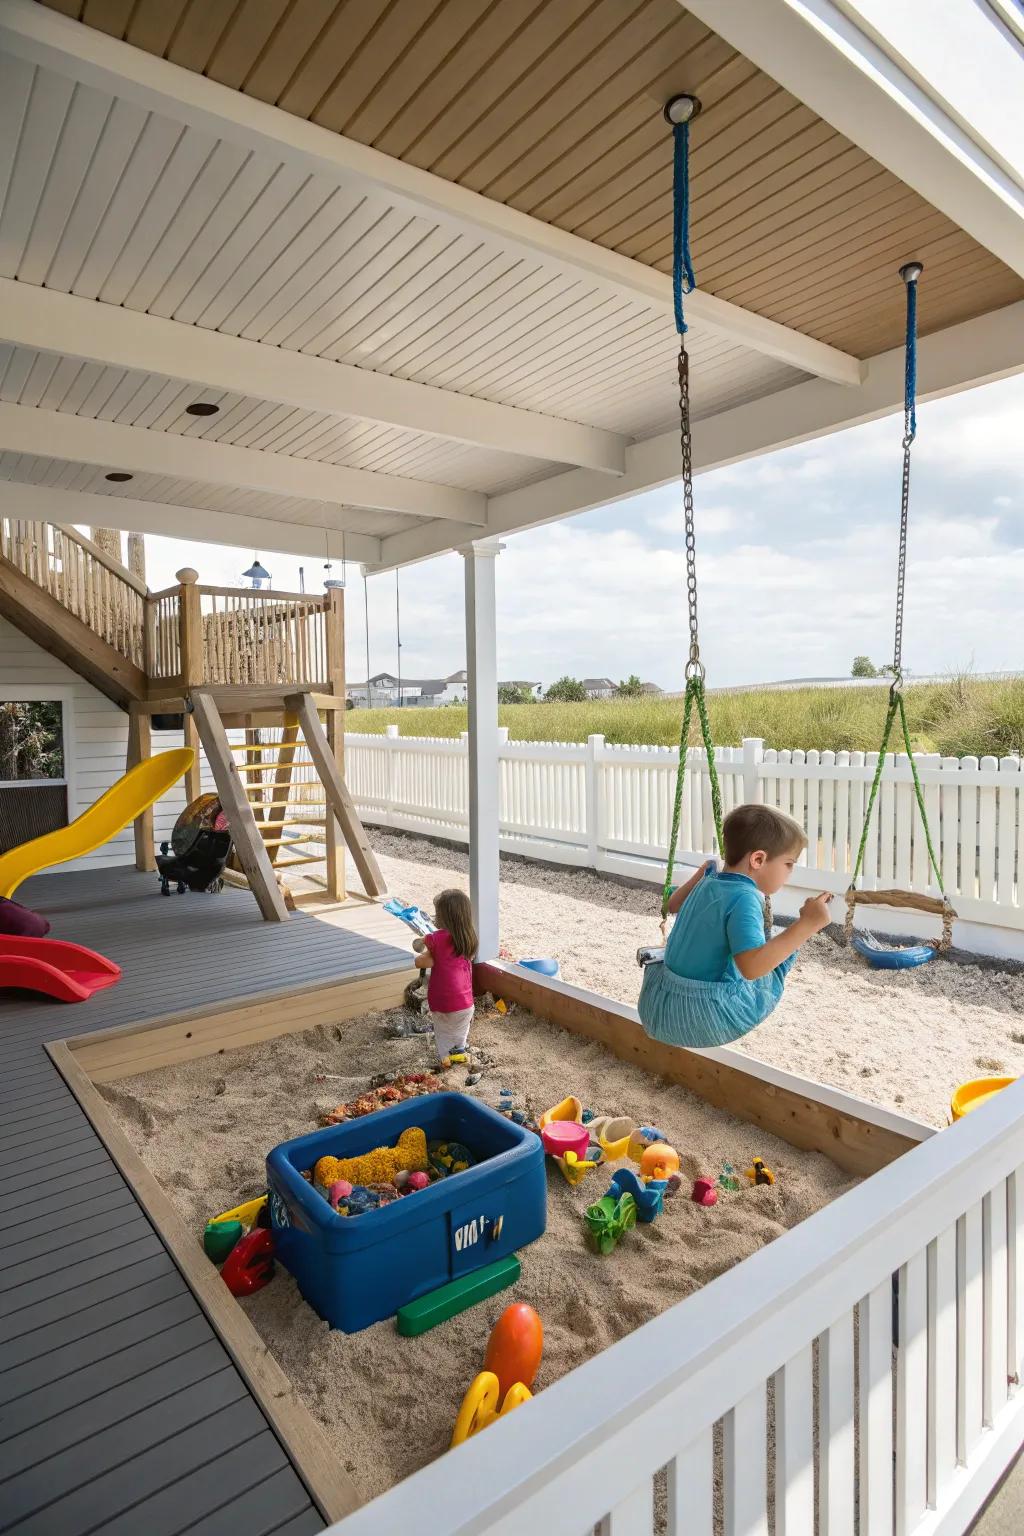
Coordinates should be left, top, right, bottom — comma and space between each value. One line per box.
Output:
451, 1371, 532, 1447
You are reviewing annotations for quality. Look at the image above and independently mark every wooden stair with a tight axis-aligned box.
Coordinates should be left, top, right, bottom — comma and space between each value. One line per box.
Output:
189, 688, 385, 923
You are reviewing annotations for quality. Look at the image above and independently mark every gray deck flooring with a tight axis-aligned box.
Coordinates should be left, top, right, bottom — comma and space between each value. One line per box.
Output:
0, 867, 409, 1536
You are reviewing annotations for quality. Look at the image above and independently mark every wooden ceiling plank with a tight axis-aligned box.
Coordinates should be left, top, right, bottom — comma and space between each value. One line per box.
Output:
468, 10, 700, 203
125, 0, 189, 57
18, 83, 114, 286
576, 82, 804, 254
283, 0, 427, 125
205, 0, 291, 92
524, 45, 756, 229
81, 0, 130, 34
723, 210, 964, 319
271, 0, 393, 121
390, 0, 595, 171
489, 20, 734, 210
238, 0, 338, 105
166, 0, 240, 73
0, 67, 74, 280
321, 0, 506, 144
701, 175, 919, 293
434, 1, 654, 189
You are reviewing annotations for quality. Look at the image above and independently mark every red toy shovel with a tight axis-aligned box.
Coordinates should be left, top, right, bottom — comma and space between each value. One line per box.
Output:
221, 1229, 275, 1296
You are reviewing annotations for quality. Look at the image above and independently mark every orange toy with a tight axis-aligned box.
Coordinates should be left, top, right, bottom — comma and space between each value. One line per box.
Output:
640, 1142, 680, 1181
483, 1303, 544, 1398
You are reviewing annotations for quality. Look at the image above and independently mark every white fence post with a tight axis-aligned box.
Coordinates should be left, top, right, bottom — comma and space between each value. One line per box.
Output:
742, 737, 764, 804
586, 734, 603, 870
385, 723, 399, 827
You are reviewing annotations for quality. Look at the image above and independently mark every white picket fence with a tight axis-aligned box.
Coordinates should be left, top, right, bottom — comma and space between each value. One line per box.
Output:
334, 1050, 1024, 1536
346, 730, 1024, 940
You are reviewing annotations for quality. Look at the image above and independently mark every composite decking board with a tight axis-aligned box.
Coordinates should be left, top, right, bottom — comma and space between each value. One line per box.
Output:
0, 1268, 187, 1372
0, 870, 410, 1534
0, 1347, 232, 1484
9, 1400, 272, 1536
0, 1253, 180, 1339
0, 1368, 249, 1527
0, 1253, 182, 1347
0, 1319, 219, 1441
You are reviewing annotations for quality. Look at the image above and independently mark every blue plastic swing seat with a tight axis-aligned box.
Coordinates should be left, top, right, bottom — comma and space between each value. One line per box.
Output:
638, 953, 796, 1049
850, 932, 936, 970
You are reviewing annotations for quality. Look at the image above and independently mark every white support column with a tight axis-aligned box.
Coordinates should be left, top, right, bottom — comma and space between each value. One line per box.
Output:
462, 541, 503, 961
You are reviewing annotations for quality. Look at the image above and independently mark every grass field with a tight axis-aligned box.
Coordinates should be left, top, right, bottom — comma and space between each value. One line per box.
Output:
349, 676, 1024, 757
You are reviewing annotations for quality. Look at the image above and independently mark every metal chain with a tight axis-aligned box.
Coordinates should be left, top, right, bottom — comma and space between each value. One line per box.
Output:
891, 435, 912, 686
678, 342, 702, 681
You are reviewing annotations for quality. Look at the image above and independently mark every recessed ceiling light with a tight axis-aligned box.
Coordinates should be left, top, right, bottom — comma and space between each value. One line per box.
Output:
105, 471, 133, 482
186, 402, 219, 416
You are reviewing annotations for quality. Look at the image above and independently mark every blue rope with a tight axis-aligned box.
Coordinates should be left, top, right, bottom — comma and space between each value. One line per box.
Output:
904, 275, 918, 442
672, 122, 696, 334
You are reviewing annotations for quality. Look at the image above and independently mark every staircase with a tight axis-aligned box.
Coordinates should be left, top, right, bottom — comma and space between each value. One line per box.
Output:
0, 514, 385, 923
190, 689, 385, 923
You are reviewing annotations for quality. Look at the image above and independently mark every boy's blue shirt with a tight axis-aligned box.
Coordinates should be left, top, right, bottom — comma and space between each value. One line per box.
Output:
664, 867, 765, 982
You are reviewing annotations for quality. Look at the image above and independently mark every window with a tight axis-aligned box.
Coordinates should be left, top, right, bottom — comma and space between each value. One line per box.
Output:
0, 701, 65, 782
0, 699, 69, 854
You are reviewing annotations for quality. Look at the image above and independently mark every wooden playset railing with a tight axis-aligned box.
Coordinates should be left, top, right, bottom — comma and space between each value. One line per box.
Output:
0, 520, 344, 700
0, 517, 147, 668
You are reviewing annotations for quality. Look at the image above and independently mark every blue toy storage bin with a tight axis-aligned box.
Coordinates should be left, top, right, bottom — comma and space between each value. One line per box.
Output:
266, 1093, 546, 1333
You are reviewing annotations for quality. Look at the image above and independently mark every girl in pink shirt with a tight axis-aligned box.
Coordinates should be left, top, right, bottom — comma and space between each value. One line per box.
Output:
412, 888, 477, 1063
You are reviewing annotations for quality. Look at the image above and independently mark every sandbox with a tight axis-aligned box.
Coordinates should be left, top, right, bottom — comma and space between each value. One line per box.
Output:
50, 961, 929, 1521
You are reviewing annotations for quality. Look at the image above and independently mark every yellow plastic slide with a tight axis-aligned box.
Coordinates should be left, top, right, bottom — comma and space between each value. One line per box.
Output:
0, 748, 195, 899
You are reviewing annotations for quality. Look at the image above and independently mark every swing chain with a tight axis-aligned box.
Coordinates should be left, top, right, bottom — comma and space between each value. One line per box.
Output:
678, 343, 703, 681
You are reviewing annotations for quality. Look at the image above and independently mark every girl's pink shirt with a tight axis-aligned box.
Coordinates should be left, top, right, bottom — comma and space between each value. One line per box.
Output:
423, 929, 474, 1011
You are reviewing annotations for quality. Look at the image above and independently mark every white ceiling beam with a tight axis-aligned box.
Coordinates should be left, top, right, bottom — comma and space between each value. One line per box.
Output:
0, 0, 864, 390
371, 299, 1024, 570
0, 282, 627, 477
683, 0, 1024, 279
0, 481, 382, 564
0, 403, 486, 525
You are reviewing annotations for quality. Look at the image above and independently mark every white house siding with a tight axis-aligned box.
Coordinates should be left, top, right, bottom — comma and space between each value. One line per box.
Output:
0, 616, 217, 874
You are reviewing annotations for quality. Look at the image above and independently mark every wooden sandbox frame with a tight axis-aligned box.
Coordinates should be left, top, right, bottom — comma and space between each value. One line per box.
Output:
48, 959, 932, 1525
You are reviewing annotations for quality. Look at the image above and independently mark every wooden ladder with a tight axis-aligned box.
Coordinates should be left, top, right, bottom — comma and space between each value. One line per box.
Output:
189, 688, 385, 922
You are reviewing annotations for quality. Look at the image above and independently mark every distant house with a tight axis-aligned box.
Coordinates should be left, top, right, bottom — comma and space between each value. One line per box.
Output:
499, 679, 543, 699
582, 677, 617, 699
639, 682, 662, 695
348, 669, 468, 708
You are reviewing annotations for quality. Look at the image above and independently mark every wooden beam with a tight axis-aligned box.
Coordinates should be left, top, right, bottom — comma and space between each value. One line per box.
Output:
126, 708, 155, 872
0, 402, 487, 525
263, 718, 300, 866
477, 963, 928, 1177
47, 1038, 363, 1524
189, 690, 289, 922
178, 573, 204, 803
0, 481, 383, 566
0, 279, 627, 475
287, 692, 384, 900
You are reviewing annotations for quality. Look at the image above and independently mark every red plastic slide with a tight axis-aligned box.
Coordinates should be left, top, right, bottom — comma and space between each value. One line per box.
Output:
0, 937, 121, 1003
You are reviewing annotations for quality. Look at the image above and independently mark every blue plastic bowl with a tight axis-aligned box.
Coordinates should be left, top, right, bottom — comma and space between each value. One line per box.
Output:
518, 957, 560, 977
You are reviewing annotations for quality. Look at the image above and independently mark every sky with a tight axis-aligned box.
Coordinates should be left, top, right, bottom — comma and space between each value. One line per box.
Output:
136, 369, 1024, 691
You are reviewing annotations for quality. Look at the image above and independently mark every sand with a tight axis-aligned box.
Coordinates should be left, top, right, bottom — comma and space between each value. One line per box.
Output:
105, 998, 857, 1506
366, 828, 1024, 1128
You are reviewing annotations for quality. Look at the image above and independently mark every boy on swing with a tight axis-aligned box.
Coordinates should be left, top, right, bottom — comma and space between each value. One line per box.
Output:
638, 804, 831, 1050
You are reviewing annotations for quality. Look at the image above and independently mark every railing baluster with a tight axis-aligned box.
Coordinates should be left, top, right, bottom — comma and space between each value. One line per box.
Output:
1009, 1168, 1024, 1391
598, 1481, 652, 1535
983, 1181, 1009, 1424
666, 1426, 713, 1535
896, 1249, 928, 1533
858, 1281, 894, 1533
928, 1224, 958, 1508
819, 1314, 855, 1536
724, 1384, 767, 1536
776, 1345, 814, 1536
958, 1201, 984, 1463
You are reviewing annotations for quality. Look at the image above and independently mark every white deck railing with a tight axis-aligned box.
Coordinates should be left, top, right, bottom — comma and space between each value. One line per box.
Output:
345, 730, 1024, 938
332, 1057, 1024, 1536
